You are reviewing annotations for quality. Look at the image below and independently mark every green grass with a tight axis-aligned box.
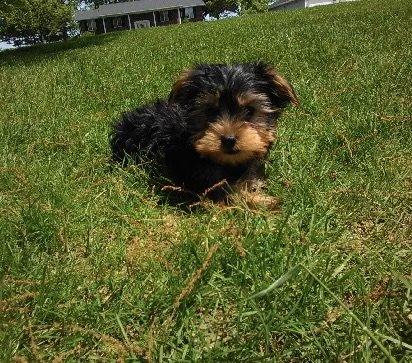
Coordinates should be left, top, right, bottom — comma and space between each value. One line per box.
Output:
1, 0, 411, 360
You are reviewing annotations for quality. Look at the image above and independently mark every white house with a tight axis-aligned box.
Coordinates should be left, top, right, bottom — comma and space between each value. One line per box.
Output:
75, 0, 205, 34
269, 0, 355, 11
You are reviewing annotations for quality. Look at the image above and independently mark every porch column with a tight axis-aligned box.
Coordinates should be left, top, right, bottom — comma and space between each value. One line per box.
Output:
152, 11, 157, 27
177, 8, 181, 24
128, 14, 132, 30
102, 17, 107, 33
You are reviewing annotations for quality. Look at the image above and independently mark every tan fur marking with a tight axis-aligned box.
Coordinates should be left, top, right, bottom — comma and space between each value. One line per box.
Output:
233, 179, 280, 210
169, 69, 192, 102
237, 91, 283, 117
265, 67, 299, 106
194, 119, 274, 165
197, 91, 220, 106
237, 92, 274, 114
237, 191, 280, 210
237, 92, 269, 105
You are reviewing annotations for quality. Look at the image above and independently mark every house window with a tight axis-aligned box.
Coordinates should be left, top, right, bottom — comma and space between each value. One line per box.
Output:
159, 10, 169, 22
113, 17, 123, 28
185, 7, 194, 19
87, 19, 96, 31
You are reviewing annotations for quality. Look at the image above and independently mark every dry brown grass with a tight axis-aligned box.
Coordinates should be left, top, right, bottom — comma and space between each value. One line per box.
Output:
0, 292, 39, 312
172, 243, 220, 313
19, 323, 146, 361
146, 243, 220, 359
125, 214, 182, 273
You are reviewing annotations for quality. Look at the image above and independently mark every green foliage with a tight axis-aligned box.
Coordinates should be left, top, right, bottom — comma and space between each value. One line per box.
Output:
0, 0, 411, 361
205, 0, 269, 17
83, 0, 131, 9
0, 0, 75, 46
240, 0, 269, 14
205, 0, 239, 18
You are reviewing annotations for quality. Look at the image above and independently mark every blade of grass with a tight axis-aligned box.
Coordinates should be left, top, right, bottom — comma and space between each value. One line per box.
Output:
115, 314, 130, 346
249, 264, 301, 299
375, 332, 412, 351
116, 313, 137, 359
331, 254, 353, 278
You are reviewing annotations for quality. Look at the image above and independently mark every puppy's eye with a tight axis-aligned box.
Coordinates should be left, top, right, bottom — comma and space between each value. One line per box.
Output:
244, 106, 255, 117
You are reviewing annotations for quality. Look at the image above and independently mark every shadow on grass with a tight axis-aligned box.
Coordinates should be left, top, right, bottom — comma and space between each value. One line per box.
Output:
108, 157, 219, 213
0, 32, 123, 67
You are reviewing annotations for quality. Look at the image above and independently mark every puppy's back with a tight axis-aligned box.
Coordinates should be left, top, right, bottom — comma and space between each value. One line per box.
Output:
110, 101, 187, 163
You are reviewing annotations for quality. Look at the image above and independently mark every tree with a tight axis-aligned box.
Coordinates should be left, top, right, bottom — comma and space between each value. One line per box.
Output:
83, 0, 130, 9
204, 0, 269, 18
204, 0, 239, 19
0, 0, 75, 46
239, 0, 269, 15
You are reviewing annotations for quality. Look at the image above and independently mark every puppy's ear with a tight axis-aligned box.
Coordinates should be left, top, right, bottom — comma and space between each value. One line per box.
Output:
253, 63, 299, 108
169, 69, 193, 105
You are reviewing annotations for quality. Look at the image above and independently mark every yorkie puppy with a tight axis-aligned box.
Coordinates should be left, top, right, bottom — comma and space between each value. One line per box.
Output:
111, 62, 298, 208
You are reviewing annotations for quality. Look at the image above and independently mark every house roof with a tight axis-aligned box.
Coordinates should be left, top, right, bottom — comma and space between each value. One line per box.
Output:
75, 0, 205, 21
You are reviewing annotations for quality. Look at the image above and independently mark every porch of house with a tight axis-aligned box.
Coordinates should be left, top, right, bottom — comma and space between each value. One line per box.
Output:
79, 7, 204, 34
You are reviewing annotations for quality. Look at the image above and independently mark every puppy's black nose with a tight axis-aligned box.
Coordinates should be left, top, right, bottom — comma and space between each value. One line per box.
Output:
221, 135, 237, 150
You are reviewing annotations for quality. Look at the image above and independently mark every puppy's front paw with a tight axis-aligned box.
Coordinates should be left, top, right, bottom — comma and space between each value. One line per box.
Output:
245, 193, 281, 211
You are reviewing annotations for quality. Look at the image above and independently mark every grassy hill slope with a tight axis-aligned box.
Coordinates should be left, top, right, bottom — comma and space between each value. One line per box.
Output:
1, 0, 411, 360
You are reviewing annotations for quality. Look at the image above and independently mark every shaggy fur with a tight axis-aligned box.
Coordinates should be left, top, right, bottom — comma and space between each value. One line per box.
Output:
110, 62, 298, 205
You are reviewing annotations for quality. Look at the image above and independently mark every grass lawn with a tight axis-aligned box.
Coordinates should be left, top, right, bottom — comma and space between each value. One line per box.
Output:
1, 0, 411, 360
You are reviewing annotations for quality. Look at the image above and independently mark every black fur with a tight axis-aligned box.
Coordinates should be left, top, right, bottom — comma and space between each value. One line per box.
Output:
169, 62, 295, 111
110, 100, 253, 198
110, 63, 297, 202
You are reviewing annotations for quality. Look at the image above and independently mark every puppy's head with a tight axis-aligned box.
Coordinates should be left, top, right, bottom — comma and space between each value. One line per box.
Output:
169, 63, 298, 166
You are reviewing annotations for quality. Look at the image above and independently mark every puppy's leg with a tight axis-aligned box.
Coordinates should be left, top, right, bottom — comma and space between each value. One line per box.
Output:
233, 178, 280, 210
231, 163, 280, 210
